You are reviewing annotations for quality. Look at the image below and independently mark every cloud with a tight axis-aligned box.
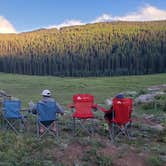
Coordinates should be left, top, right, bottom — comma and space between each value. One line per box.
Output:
93, 5, 166, 22
46, 5, 166, 30
0, 16, 16, 33
1, 4, 165, 33
48, 20, 85, 29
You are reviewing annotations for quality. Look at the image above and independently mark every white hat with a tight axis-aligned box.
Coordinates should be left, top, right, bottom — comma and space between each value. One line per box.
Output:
41, 89, 51, 97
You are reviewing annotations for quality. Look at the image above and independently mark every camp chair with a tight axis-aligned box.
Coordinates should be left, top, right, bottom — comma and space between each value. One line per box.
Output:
68, 94, 98, 135
2, 100, 26, 134
108, 98, 133, 142
36, 101, 59, 138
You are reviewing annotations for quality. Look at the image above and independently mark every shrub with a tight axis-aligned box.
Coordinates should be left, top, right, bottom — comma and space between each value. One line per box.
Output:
96, 155, 112, 166
163, 102, 166, 112
138, 89, 147, 95
141, 102, 154, 110
82, 148, 112, 166
146, 155, 163, 166
154, 94, 166, 112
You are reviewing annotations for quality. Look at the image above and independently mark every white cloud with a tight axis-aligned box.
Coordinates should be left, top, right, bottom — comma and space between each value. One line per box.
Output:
0, 16, 16, 33
46, 5, 166, 30
48, 20, 85, 29
93, 5, 166, 22
1, 5, 165, 33
92, 14, 113, 23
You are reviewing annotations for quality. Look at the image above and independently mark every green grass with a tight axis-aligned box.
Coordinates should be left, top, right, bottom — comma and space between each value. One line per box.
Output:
146, 155, 164, 166
0, 72, 166, 165
0, 132, 61, 166
0, 72, 166, 107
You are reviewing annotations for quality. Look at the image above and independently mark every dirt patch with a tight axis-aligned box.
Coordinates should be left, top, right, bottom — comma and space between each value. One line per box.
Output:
53, 143, 85, 165
99, 143, 118, 157
98, 143, 149, 166
114, 151, 148, 166
133, 116, 158, 126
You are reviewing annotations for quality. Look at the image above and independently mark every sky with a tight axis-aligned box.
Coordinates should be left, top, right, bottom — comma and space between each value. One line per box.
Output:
0, 0, 166, 33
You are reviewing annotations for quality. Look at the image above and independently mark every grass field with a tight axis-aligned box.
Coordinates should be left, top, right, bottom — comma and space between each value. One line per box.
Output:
0, 72, 166, 107
0, 72, 166, 165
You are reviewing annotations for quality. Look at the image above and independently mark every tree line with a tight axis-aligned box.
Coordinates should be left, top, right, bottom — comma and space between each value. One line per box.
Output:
0, 21, 165, 76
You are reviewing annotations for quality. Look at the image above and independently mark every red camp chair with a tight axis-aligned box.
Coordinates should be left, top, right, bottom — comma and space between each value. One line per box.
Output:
108, 98, 133, 141
68, 94, 97, 135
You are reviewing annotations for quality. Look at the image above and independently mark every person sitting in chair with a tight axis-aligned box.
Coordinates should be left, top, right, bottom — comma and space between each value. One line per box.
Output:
104, 94, 124, 124
30, 89, 64, 134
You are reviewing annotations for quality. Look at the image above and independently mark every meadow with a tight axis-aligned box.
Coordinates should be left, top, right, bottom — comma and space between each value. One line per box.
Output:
0, 72, 166, 107
0, 73, 166, 166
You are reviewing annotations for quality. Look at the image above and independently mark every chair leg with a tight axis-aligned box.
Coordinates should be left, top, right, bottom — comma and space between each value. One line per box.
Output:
55, 121, 59, 137
126, 122, 132, 139
37, 121, 60, 139
109, 123, 115, 143
6, 120, 18, 134
79, 120, 91, 135
2, 118, 5, 130
72, 118, 96, 136
73, 118, 76, 136
110, 123, 132, 141
37, 121, 40, 138
19, 119, 24, 132
90, 119, 95, 135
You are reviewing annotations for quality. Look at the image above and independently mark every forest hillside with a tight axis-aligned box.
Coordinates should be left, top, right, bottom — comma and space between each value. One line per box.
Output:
0, 21, 166, 76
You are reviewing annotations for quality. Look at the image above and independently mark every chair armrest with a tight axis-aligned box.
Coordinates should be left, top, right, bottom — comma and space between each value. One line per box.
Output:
92, 104, 98, 111
96, 105, 107, 113
92, 104, 98, 109
21, 108, 31, 113
59, 112, 64, 116
67, 104, 75, 108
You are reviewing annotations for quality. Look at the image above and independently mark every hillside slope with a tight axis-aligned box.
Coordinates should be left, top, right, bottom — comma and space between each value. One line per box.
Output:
0, 21, 166, 76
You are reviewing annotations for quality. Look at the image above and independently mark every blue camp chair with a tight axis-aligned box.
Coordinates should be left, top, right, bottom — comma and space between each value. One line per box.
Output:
36, 101, 59, 138
2, 100, 26, 134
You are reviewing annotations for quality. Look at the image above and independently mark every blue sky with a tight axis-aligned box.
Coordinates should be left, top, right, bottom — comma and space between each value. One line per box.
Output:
0, 0, 166, 33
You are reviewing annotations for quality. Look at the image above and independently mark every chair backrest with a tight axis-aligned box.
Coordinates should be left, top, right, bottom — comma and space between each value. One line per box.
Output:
72, 94, 94, 118
112, 98, 133, 124
3, 100, 21, 118
37, 101, 57, 121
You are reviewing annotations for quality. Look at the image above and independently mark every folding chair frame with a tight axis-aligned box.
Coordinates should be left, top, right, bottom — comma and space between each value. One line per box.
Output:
36, 112, 59, 138
108, 98, 133, 142
36, 102, 59, 138
68, 94, 98, 136
109, 121, 132, 142
72, 117, 95, 136
3, 117, 25, 134
2, 100, 27, 134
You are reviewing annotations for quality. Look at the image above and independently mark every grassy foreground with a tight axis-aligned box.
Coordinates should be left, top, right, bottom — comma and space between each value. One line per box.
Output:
0, 73, 166, 166
0, 73, 166, 107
